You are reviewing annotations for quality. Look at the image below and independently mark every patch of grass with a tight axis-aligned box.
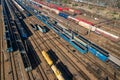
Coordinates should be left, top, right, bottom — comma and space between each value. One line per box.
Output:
73, 3, 78, 6
88, 5, 93, 9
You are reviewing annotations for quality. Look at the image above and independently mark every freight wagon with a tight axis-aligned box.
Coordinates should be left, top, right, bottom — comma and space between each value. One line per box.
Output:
30, 24, 37, 31
42, 51, 65, 80
4, 25, 13, 53
36, 24, 47, 33
58, 12, 69, 19
19, 27, 28, 39
52, 25, 88, 54
6, 39, 13, 52
20, 52, 32, 71
88, 43, 109, 62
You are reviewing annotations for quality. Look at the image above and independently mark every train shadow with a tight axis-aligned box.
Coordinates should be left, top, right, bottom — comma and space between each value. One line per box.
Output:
47, 49, 59, 64
12, 40, 18, 51
20, 19, 33, 37
25, 40, 41, 69
47, 49, 73, 80
44, 26, 50, 32
56, 62, 73, 80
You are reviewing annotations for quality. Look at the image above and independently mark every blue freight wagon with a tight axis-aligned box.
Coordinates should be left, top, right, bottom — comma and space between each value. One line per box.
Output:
46, 22, 88, 54
70, 40, 88, 54
88, 44, 109, 62
58, 12, 69, 19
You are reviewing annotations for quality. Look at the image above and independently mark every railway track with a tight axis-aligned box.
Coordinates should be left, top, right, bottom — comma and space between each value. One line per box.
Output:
27, 4, 120, 79
41, 8, 120, 60
3, 0, 20, 79
44, 31, 91, 80
28, 17, 90, 79
4, 1, 34, 80
0, 23, 5, 80
2, 1, 14, 80
27, 71, 35, 80
10, 1, 53, 80
0, 1, 4, 80
26, 17, 89, 79
7, 1, 47, 80
1, 0, 119, 80
25, 39, 49, 80
48, 29, 118, 79
26, 22, 57, 80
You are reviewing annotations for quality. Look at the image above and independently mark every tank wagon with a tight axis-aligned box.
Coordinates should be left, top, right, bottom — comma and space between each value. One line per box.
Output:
42, 51, 65, 80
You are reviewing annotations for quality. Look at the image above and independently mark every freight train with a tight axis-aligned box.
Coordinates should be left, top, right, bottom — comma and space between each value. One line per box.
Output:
15, 0, 120, 66
15, 0, 109, 62
31, 0, 119, 42
42, 51, 65, 80
33, 0, 81, 14
3, 3, 13, 53
49, 22, 109, 62
7, 0, 32, 71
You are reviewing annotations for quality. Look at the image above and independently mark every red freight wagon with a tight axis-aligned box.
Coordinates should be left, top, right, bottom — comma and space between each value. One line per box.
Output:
57, 7, 63, 11
63, 7, 69, 10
